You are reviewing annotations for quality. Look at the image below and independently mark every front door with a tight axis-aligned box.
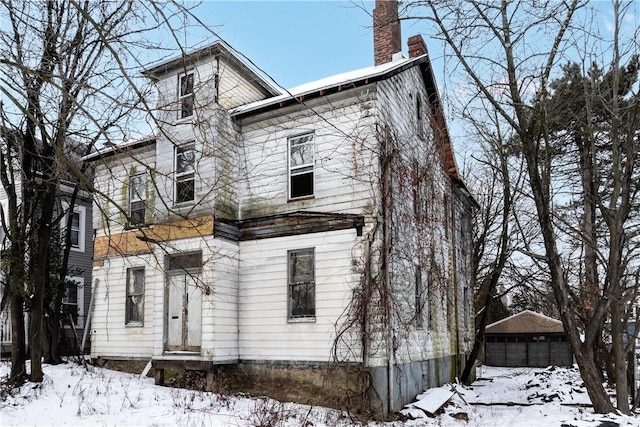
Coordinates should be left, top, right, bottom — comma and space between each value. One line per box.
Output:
166, 271, 202, 352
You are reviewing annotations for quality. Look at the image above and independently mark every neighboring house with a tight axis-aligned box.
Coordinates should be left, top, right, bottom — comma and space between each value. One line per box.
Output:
484, 310, 574, 367
86, 1, 475, 416
0, 147, 93, 355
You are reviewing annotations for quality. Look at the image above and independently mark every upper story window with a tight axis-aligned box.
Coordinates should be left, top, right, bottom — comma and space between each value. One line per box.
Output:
288, 248, 315, 320
179, 71, 194, 119
288, 133, 314, 199
416, 96, 424, 137
65, 205, 86, 252
175, 143, 195, 204
129, 173, 146, 226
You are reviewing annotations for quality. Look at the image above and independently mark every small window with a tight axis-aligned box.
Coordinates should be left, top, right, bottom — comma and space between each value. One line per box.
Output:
129, 173, 146, 225
416, 96, 423, 137
179, 71, 194, 119
70, 212, 80, 247
288, 133, 314, 199
288, 248, 315, 320
444, 195, 450, 240
126, 268, 145, 325
415, 265, 423, 328
175, 143, 195, 204
65, 206, 86, 252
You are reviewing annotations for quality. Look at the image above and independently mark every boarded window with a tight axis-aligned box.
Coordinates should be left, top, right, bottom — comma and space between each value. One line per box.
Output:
167, 251, 202, 271
288, 248, 315, 319
175, 143, 195, 203
179, 72, 194, 118
288, 133, 314, 199
126, 268, 145, 325
129, 173, 146, 225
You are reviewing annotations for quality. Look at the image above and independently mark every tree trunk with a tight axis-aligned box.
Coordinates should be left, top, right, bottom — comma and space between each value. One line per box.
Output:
611, 302, 630, 413
9, 292, 26, 380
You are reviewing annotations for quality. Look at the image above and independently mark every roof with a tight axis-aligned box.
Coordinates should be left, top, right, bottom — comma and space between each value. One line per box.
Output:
485, 310, 565, 334
142, 39, 281, 98
230, 55, 425, 116
83, 134, 156, 162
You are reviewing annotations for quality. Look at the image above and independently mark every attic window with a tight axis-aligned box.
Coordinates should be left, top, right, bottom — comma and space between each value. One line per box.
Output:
179, 71, 194, 118
288, 133, 314, 199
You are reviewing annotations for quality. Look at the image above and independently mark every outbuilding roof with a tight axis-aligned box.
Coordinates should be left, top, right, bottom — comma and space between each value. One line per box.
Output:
485, 310, 565, 334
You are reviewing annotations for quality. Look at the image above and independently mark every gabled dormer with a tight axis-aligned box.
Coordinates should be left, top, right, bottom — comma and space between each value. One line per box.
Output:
142, 40, 281, 122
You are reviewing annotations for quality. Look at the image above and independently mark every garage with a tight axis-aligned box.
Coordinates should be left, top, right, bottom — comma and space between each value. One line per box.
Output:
484, 310, 573, 367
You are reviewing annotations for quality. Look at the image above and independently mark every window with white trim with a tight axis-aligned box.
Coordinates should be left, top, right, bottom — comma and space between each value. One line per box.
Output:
179, 71, 194, 119
65, 205, 86, 252
288, 248, 315, 320
175, 143, 195, 204
63, 276, 85, 328
126, 267, 145, 326
129, 173, 146, 225
288, 133, 314, 199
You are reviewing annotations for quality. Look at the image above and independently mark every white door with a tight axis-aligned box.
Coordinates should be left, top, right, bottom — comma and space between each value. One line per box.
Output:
166, 273, 201, 352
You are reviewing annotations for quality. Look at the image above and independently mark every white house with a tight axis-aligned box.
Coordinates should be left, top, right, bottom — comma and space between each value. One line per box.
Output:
86, 1, 475, 416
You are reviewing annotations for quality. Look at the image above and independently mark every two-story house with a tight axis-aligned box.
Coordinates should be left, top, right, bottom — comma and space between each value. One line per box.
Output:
86, 1, 475, 416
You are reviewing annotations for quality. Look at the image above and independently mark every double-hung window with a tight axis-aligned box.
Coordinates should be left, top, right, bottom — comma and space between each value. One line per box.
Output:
175, 143, 195, 204
126, 267, 145, 325
288, 133, 314, 199
129, 173, 146, 225
288, 248, 315, 320
179, 71, 194, 119
65, 205, 86, 252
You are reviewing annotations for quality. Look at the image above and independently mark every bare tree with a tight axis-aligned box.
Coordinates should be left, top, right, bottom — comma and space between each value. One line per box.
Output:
0, 0, 197, 382
401, 0, 639, 413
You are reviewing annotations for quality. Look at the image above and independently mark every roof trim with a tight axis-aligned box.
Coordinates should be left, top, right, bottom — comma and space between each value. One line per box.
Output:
142, 40, 281, 98
83, 135, 156, 162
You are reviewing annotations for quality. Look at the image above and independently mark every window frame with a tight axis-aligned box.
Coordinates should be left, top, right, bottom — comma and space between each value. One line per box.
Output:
287, 248, 316, 322
63, 276, 85, 328
287, 133, 315, 200
65, 205, 86, 253
126, 267, 145, 326
174, 142, 196, 204
128, 172, 146, 226
178, 70, 194, 119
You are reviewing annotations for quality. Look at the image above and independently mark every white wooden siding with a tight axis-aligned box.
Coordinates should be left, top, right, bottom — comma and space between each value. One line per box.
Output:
238, 229, 362, 362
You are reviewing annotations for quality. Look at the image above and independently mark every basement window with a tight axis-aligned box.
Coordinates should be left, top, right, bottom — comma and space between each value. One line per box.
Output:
179, 71, 194, 119
288, 248, 315, 320
175, 143, 195, 204
288, 133, 314, 199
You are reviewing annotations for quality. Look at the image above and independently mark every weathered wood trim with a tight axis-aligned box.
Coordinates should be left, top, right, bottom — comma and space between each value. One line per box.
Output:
94, 215, 214, 258
214, 211, 364, 242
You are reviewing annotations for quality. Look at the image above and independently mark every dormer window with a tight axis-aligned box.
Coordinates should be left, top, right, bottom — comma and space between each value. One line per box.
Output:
179, 71, 194, 119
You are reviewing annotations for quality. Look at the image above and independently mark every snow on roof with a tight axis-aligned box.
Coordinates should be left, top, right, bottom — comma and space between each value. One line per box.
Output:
485, 310, 565, 334
83, 133, 156, 162
230, 54, 426, 116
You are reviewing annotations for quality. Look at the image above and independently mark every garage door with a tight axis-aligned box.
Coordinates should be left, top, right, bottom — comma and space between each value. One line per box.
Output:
485, 335, 572, 367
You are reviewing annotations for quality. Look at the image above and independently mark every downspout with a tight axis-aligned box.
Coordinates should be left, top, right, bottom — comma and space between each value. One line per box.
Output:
81, 278, 98, 352
381, 132, 396, 414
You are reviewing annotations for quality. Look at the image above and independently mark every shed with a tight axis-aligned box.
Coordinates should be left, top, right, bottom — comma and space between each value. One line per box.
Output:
484, 310, 573, 367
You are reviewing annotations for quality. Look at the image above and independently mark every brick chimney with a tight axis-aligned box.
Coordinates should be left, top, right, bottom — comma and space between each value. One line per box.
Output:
408, 34, 427, 58
373, 0, 401, 65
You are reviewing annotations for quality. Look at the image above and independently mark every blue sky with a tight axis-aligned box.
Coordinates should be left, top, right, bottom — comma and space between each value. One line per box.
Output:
189, 1, 391, 89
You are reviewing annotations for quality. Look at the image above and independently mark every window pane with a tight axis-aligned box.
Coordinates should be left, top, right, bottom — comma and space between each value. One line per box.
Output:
71, 212, 80, 229
129, 174, 146, 201
290, 250, 314, 283
181, 95, 193, 118
176, 145, 195, 173
126, 268, 144, 324
70, 230, 79, 247
168, 252, 202, 271
180, 73, 193, 96
290, 142, 313, 168
290, 172, 314, 198
290, 283, 315, 318
176, 176, 194, 203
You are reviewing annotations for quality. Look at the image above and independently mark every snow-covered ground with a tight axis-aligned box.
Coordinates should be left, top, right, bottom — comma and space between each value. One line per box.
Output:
0, 360, 637, 426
